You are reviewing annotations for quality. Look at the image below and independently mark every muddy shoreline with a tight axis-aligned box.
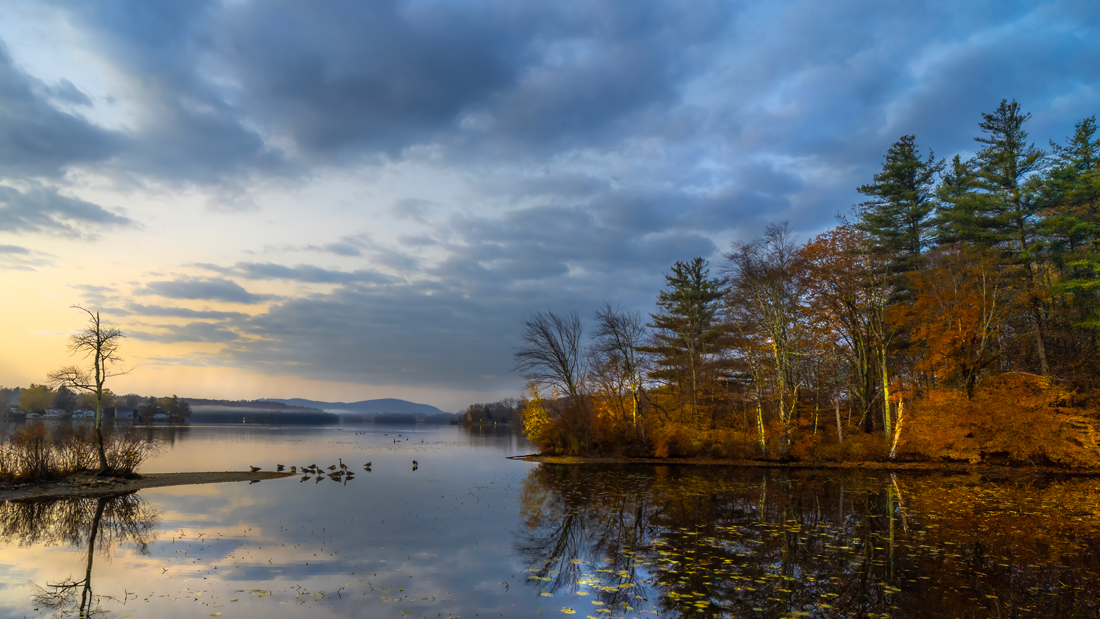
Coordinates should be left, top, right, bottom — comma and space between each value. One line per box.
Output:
0, 470, 295, 502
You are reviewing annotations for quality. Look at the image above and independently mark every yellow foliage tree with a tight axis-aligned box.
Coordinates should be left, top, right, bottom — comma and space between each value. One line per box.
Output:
521, 382, 551, 443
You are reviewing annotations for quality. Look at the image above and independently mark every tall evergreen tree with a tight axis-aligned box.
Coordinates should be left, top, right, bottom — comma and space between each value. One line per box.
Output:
1039, 116, 1100, 381
855, 135, 945, 273
972, 99, 1048, 254
640, 258, 725, 422
972, 99, 1051, 375
936, 155, 994, 246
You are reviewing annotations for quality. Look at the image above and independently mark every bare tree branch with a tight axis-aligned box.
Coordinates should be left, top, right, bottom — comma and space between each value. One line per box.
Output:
514, 311, 587, 412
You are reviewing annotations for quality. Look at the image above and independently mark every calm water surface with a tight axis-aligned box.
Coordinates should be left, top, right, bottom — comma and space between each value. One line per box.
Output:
1, 423, 1099, 618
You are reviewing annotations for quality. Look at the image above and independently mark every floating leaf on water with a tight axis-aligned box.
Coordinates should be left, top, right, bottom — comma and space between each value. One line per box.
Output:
561, 608, 576, 614
541, 592, 554, 597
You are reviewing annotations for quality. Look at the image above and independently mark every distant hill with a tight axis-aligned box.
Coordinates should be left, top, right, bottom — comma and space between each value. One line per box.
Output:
260, 397, 450, 415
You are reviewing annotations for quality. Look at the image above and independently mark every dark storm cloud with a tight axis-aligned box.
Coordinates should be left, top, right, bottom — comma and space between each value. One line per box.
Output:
225, 283, 524, 388
55, 1, 286, 183
137, 277, 276, 304
44, 79, 93, 107
0, 42, 122, 178
0, 185, 132, 237
129, 321, 240, 344
127, 303, 249, 321
216, 199, 714, 389
58, 0, 734, 168
197, 261, 394, 285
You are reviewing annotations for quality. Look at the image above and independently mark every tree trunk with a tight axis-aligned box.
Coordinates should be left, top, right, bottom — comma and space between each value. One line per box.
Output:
94, 393, 109, 474
880, 345, 892, 442
888, 399, 905, 460
756, 399, 767, 455
835, 396, 844, 443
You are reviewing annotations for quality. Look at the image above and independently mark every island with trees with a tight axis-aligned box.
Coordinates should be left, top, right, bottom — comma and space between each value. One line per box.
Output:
514, 100, 1100, 468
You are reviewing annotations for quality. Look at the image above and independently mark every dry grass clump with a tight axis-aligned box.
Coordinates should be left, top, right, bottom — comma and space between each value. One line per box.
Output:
0, 422, 159, 482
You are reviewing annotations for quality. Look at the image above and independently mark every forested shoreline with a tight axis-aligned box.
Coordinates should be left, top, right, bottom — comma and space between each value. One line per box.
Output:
516, 100, 1100, 467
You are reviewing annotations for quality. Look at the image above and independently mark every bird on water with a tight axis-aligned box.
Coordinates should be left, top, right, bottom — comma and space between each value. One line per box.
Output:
250, 466, 261, 472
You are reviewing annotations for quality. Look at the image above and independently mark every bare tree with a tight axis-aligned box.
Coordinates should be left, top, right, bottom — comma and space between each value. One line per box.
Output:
47, 306, 128, 474
725, 223, 809, 459
514, 311, 588, 416
591, 303, 647, 432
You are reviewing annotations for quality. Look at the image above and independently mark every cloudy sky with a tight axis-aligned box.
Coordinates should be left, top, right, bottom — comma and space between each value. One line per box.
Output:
1, 0, 1097, 411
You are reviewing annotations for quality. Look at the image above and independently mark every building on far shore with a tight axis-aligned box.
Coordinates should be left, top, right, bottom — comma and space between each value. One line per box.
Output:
110, 406, 135, 419
73, 409, 95, 419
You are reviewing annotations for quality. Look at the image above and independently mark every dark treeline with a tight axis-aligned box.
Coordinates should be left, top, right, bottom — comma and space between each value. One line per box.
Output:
461, 399, 521, 425
189, 410, 339, 425
517, 100, 1100, 466
185, 398, 320, 411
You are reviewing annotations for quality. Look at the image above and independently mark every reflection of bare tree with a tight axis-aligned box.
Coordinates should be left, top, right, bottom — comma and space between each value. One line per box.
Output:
519, 465, 661, 613
0, 493, 158, 616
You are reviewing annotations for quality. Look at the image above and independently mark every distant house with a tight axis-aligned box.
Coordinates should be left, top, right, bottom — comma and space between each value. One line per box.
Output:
153, 412, 169, 421
44, 408, 66, 417
73, 409, 96, 419
113, 406, 135, 419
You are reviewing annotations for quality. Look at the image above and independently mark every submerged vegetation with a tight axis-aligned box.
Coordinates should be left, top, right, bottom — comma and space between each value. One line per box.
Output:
516, 100, 1100, 466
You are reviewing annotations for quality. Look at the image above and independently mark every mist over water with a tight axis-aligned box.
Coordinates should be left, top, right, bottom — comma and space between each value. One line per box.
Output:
1, 424, 1097, 618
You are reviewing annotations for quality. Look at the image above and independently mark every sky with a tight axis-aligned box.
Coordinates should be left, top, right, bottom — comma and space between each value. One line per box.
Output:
1, 0, 1098, 412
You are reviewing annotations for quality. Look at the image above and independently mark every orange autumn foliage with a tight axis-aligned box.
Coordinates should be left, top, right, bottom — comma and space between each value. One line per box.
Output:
893, 246, 1018, 399
900, 373, 1100, 467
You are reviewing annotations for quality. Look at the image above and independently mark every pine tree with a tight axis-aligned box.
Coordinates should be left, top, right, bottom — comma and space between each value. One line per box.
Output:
936, 155, 996, 246
1039, 115, 1100, 381
855, 135, 945, 273
972, 99, 1047, 254
640, 258, 725, 423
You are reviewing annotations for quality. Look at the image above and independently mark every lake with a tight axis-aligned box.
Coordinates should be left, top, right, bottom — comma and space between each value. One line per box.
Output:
1, 423, 1099, 618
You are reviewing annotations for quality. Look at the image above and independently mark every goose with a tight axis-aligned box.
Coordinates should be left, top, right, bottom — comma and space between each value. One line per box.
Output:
276, 464, 285, 472
250, 466, 261, 472
327, 464, 337, 471
412, 460, 418, 466
339, 458, 347, 472
290, 466, 297, 474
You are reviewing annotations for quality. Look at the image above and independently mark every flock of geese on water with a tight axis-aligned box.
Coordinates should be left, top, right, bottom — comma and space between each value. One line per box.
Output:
249, 458, 419, 482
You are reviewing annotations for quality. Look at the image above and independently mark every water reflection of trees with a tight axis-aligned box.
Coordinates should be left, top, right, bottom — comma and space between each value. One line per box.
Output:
0, 493, 158, 616
518, 465, 1100, 618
